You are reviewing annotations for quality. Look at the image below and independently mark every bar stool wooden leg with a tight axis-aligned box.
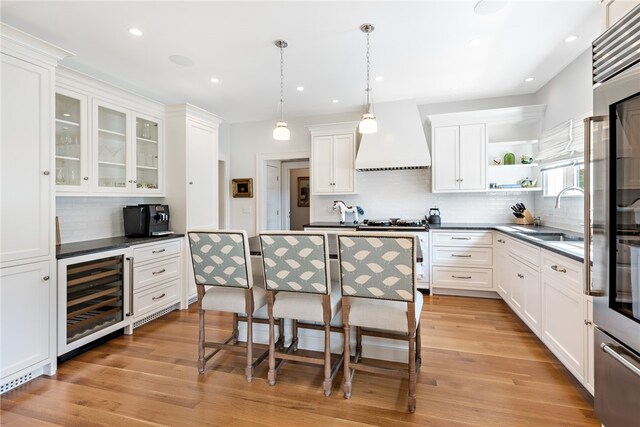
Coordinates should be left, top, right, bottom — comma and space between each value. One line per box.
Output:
245, 313, 254, 382
407, 303, 417, 413
198, 307, 205, 374
278, 318, 285, 350
322, 294, 332, 397
292, 319, 299, 351
232, 313, 239, 344
416, 322, 422, 369
267, 291, 277, 386
342, 297, 352, 399
355, 326, 362, 363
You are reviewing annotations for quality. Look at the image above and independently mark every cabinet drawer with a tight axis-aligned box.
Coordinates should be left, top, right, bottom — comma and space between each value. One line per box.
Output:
132, 239, 182, 263
494, 233, 510, 251
509, 238, 540, 268
133, 278, 180, 318
541, 250, 583, 293
431, 246, 493, 267
431, 231, 493, 247
134, 256, 181, 291
432, 266, 493, 290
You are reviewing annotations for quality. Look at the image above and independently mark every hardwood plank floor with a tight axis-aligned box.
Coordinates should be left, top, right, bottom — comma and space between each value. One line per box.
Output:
0, 295, 600, 426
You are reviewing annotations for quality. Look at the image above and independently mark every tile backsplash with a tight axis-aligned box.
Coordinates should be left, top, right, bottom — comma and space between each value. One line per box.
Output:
312, 169, 536, 224
56, 197, 163, 243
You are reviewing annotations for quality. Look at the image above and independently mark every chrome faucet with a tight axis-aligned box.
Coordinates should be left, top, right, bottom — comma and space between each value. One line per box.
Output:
554, 186, 584, 208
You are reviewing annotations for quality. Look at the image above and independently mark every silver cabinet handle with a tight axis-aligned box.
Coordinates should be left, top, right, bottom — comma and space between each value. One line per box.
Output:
43, 275, 50, 281
451, 254, 472, 258
83, 176, 89, 181
601, 343, 640, 378
152, 248, 166, 254
584, 320, 592, 325
497, 239, 505, 243
517, 273, 524, 279
128, 179, 133, 183
452, 275, 472, 279
43, 170, 50, 176
152, 293, 166, 301
152, 268, 166, 275
451, 237, 471, 240
126, 257, 134, 317
551, 265, 567, 273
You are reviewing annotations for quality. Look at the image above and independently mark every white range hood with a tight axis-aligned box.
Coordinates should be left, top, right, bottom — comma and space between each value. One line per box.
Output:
355, 99, 431, 171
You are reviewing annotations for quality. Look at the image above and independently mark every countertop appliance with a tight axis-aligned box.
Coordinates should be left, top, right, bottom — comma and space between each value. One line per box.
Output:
592, 6, 640, 426
123, 204, 171, 237
427, 208, 441, 225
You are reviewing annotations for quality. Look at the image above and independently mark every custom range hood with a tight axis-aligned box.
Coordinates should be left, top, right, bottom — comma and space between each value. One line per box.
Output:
355, 99, 431, 171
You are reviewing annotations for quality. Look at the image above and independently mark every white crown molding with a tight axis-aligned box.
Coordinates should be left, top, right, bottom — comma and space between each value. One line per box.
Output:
166, 103, 223, 127
427, 104, 547, 127
1, 23, 73, 67
306, 121, 359, 136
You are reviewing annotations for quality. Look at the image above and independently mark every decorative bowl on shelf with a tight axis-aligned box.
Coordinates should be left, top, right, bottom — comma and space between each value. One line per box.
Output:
520, 177, 537, 188
520, 155, 533, 164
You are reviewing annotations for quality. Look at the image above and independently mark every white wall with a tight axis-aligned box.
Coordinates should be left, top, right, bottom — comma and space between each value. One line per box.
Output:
532, 49, 592, 232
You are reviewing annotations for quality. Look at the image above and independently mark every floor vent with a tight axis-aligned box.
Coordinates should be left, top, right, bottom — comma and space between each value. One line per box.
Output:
133, 303, 179, 329
1, 372, 33, 394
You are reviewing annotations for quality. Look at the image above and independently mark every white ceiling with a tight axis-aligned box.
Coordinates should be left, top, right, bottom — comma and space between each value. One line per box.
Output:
1, 1, 600, 123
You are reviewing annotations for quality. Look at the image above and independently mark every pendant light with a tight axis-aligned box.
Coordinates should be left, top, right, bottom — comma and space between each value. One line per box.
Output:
359, 23, 377, 134
273, 39, 290, 141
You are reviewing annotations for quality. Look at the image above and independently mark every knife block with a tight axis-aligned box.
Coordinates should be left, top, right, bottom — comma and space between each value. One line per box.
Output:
514, 210, 534, 225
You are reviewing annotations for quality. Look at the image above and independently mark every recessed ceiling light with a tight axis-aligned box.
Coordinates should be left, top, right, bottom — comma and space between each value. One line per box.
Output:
296, 86, 304, 91
375, 76, 383, 82
210, 77, 219, 83
452, 86, 459, 90
564, 35, 578, 43
128, 28, 143, 37
332, 99, 339, 104
469, 39, 481, 46
168, 55, 195, 67
474, 0, 508, 15
525, 77, 535, 82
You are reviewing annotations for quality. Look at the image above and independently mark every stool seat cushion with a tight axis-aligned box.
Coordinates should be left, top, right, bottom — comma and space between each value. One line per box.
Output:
201, 284, 267, 315
273, 282, 342, 323
347, 290, 423, 333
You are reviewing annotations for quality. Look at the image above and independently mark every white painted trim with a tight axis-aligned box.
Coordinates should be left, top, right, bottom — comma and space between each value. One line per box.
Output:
307, 121, 359, 136
166, 103, 223, 126
256, 151, 310, 233
1, 23, 73, 67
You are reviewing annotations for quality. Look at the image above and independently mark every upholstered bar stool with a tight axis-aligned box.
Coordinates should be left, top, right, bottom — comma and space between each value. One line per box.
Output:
188, 229, 276, 382
259, 231, 344, 396
337, 232, 423, 412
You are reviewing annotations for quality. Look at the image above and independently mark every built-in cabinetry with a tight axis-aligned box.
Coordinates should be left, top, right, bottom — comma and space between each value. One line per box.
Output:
428, 105, 546, 193
308, 122, 357, 195
601, 0, 639, 30
506, 242, 541, 336
0, 23, 71, 393
165, 104, 222, 305
432, 124, 486, 191
55, 68, 165, 196
430, 230, 494, 293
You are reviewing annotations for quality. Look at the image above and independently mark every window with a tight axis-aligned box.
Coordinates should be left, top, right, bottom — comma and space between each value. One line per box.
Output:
542, 162, 584, 196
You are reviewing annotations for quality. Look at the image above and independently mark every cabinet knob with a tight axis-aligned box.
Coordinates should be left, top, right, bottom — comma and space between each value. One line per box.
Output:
584, 320, 592, 325
517, 273, 524, 279
43, 276, 50, 281
550, 265, 567, 273
83, 176, 89, 181
128, 179, 133, 183
189, 181, 194, 185
133, 180, 137, 184
43, 170, 50, 176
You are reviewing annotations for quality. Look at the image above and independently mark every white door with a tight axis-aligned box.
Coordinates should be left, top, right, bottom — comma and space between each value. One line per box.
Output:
187, 120, 218, 229
312, 135, 334, 193
433, 126, 459, 192
332, 134, 355, 193
1, 261, 51, 378
266, 162, 281, 230
1, 54, 51, 264
459, 124, 486, 190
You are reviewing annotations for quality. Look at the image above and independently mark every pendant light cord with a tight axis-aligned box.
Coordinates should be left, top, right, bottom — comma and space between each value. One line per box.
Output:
280, 45, 285, 122
366, 30, 371, 108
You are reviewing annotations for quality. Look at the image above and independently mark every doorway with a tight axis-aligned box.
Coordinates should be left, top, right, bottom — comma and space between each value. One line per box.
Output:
282, 161, 310, 230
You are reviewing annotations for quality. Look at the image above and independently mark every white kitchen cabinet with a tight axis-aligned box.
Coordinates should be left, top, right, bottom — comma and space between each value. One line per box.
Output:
430, 230, 494, 294
506, 240, 541, 336
0, 262, 52, 384
1, 24, 69, 393
494, 233, 510, 299
55, 89, 90, 192
585, 296, 595, 395
540, 250, 586, 384
432, 124, 486, 192
165, 104, 222, 306
308, 122, 357, 195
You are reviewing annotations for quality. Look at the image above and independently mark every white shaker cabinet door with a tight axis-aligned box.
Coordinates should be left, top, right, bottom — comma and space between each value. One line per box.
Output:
433, 126, 459, 192
1, 261, 51, 378
1, 54, 51, 264
332, 134, 355, 193
459, 124, 486, 190
312, 135, 334, 194
187, 120, 219, 229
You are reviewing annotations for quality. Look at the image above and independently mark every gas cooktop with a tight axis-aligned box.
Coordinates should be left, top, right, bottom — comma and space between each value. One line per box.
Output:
357, 218, 428, 231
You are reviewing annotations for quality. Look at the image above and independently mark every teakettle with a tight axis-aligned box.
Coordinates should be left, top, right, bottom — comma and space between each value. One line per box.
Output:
427, 207, 441, 225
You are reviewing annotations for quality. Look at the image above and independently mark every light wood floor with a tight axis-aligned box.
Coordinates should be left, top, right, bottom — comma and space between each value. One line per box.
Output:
1, 295, 600, 426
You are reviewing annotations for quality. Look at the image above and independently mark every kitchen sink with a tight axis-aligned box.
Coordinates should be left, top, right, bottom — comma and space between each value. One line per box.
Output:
516, 232, 584, 242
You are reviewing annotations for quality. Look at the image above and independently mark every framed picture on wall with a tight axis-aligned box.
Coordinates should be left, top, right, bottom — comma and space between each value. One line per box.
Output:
232, 178, 253, 198
298, 176, 310, 207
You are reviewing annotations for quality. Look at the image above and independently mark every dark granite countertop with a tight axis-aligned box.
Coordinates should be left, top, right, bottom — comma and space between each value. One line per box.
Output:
56, 234, 185, 259
303, 222, 359, 228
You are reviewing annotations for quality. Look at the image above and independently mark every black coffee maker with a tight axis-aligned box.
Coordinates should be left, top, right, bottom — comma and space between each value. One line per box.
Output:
427, 207, 441, 225
123, 204, 171, 236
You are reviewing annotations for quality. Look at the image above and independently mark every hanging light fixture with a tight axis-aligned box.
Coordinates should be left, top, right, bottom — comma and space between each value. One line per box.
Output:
359, 23, 377, 134
273, 39, 290, 141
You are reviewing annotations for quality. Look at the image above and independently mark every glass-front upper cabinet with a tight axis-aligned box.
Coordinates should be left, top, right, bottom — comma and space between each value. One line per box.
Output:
134, 114, 161, 193
93, 100, 130, 192
55, 90, 89, 192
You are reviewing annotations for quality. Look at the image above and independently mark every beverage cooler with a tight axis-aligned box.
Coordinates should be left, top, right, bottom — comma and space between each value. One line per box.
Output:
57, 248, 132, 359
